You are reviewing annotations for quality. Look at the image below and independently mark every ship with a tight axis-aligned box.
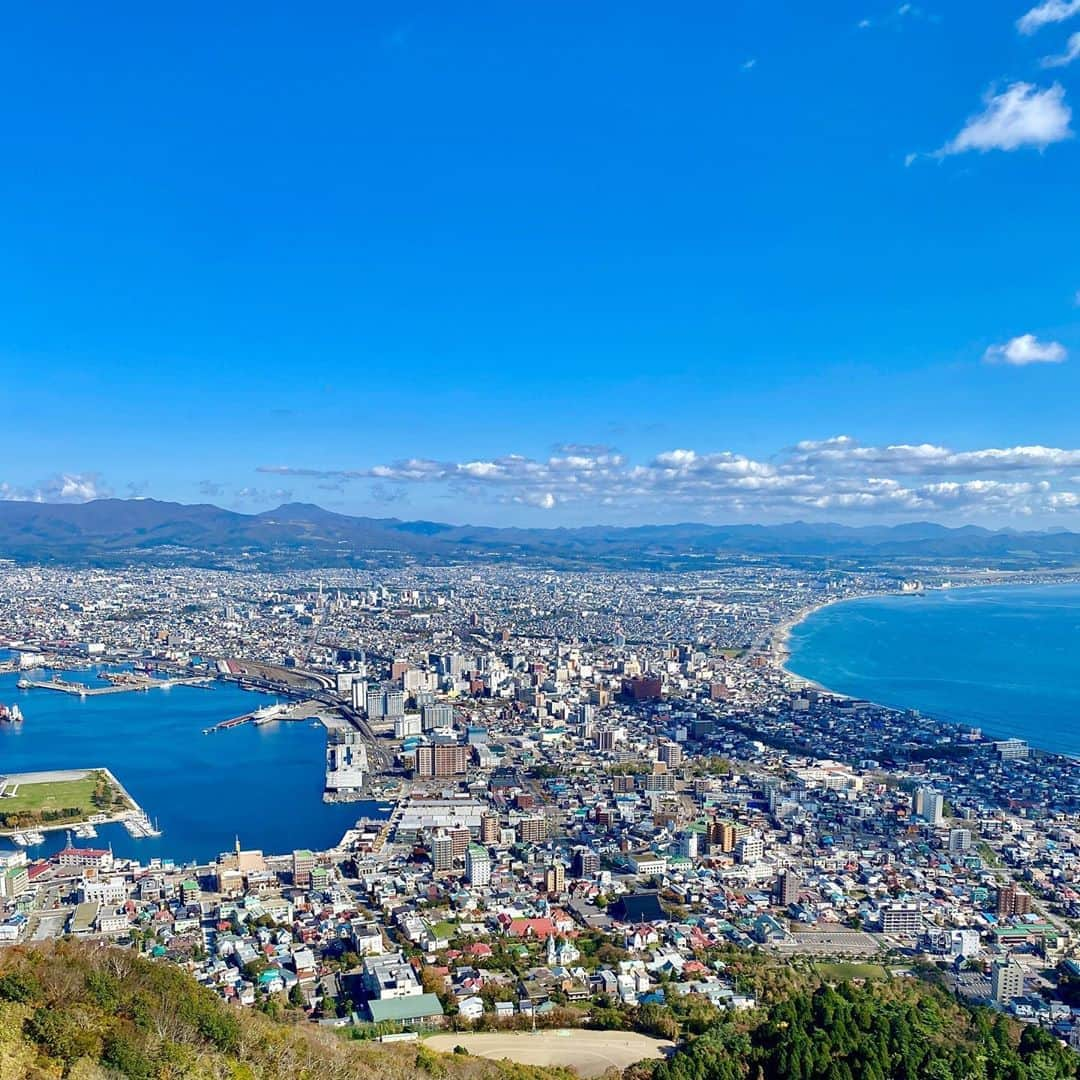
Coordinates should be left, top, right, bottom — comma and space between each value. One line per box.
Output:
0, 703, 23, 723
252, 703, 284, 725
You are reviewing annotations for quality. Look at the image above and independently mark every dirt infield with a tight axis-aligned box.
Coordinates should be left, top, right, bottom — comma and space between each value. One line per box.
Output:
425, 1030, 675, 1076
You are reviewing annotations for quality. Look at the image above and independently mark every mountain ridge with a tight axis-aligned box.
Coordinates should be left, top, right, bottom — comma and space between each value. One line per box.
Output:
0, 498, 1078, 570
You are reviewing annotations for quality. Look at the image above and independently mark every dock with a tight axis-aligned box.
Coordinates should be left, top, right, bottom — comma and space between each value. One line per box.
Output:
203, 700, 323, 735
17, 675, 212, 697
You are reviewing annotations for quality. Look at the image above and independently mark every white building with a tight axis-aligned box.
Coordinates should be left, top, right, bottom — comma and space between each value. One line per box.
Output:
362, 952, 422, 1000
991, 956, 1024, 1003
465, 844, 491, 886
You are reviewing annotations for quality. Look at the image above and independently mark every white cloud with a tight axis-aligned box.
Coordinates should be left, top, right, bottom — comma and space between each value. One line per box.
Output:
937, 82, 1072, 155
1042, 31, 1080, 65
0, 472, 112, 503
257, 436, 1080, 521
983, 333, 1068, 365
741, 58, 757, 71
1018, 0, 1080, 35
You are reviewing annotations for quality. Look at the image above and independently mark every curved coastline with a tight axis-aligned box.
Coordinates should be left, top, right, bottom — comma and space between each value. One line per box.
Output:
773, 580, 1080, 756
771, 592, 888, 687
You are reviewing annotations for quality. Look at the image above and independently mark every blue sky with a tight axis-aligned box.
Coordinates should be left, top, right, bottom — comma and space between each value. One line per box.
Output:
2, 1, 1079, 526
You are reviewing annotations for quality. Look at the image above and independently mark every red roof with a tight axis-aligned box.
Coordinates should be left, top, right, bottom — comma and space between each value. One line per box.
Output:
506, 917, 555, 938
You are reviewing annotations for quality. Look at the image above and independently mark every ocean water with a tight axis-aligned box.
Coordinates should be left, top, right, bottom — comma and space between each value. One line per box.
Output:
786, 583, 1080, 757
0, 665, 383, 863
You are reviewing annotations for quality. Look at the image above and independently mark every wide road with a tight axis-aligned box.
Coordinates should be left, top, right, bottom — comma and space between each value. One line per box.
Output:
425, 1030, 674, 1077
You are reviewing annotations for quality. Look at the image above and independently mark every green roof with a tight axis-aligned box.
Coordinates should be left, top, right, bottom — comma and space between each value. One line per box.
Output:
366, 993, 445, 1024
70, 902, 98, 933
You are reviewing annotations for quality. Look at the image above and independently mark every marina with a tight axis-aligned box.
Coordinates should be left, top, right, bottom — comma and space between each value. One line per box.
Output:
0, 668, 382, 862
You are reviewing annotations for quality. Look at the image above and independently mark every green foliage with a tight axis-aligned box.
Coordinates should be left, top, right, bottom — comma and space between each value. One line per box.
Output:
0, 941, 569, 1080
636, 1002, 680, 1040
25, 1004, 104, 1065
0, 970, 41, 1003
101, 1028, 157, 1080
651, 981, 1080, 1080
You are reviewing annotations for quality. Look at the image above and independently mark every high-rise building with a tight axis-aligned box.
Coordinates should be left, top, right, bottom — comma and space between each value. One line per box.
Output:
292, 849, 315, 887
431, 832, 454, 873
735, 835, 763, 864
415, 742, 469, 777
394, 713, 422, 739
913, 787, 944, 826
517, 815, 547, 844
658, 740, 683, 768
948, 828, 972, 855
997, 882, 1033, 917
449, 827, 471, 860
776, 869, 801, 906
991, 956, 1024, 1003
994, 739, 1030, 761
644, 771, 676, 793
545, 862, 566, 894
465, 844, 491, 886
366, 687, 386, 719
350, 679, 368, 711
708, 820, 736, 853
385, 689, 405, 717
422, 703, 454, 730
480, 812, 500, 844
572, 847, 600, 878
881, 903, 922, 935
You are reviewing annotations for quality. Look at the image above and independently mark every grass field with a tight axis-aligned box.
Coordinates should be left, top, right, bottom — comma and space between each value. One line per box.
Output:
815, 962, 888, 982
0, 770, 120, 827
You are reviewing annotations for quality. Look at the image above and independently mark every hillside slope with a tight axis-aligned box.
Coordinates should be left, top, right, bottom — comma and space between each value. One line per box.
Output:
0, 942, 568, 1080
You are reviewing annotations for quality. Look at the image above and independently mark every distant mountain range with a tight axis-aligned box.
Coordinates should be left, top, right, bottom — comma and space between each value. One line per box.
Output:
0, 498, 1079, 570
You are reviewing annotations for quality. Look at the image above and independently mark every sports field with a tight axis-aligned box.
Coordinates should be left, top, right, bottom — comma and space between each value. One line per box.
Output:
0, 769, 121, 828
425, 1030, 674, 1076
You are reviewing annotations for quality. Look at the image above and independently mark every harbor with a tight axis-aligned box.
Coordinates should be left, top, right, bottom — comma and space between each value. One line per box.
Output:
16, 672, 213, 697
0, 669, 378, 862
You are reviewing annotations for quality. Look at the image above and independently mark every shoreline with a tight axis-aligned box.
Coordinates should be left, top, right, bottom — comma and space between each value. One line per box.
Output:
769, 578, 1080, 757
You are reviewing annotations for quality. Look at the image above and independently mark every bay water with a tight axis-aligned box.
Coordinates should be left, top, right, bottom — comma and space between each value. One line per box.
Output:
786, 583, 1080, 757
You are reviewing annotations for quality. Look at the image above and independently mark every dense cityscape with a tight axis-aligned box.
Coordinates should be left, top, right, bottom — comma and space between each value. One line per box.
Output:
1, 558, 1080, 1075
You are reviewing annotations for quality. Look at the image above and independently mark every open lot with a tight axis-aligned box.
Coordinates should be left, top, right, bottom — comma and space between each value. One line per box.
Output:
425, 1030, 674, 1077
815, 962, 888, 982
0, 769, 118, 827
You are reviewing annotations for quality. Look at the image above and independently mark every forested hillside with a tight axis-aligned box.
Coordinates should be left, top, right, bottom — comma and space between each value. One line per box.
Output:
635, 981, 1078, 1080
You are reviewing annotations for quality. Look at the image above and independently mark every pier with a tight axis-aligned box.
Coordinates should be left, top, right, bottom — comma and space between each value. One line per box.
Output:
18, 675, 212, 697
203, 700, 323, 735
